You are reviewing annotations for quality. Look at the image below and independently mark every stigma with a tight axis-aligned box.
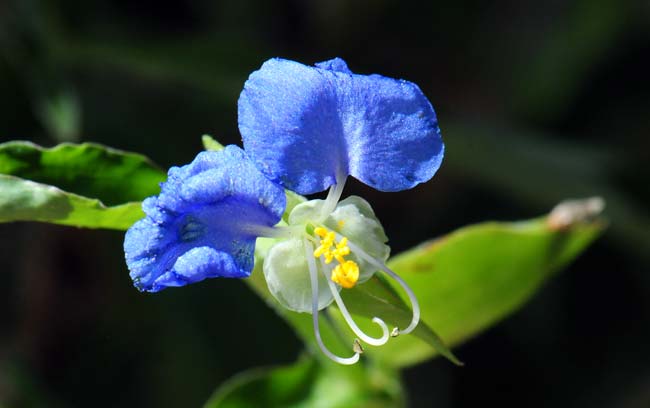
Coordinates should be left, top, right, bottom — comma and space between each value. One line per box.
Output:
313, 227, 359, 288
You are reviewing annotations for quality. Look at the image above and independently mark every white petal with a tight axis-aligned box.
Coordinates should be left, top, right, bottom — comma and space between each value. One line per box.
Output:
263, 238, 337, 313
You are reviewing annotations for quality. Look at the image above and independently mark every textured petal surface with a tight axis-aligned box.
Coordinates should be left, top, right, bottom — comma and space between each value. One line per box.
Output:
124, 145, 286, 292
339, 74, 444, 192
239, 57, 444, 194
263, 238, 337, 313
314, 57, 352, 73
238, 58, 346, 194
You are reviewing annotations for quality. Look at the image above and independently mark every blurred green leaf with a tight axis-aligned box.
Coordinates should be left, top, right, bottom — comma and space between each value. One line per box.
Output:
204, 355, 403, 408
0, 141, 165, 205
50, 35, 250, 102
365, 215, 604, 367
445, 121, 649, 259
36, 89, 82, 142
0, 174, 143, 229
204, 357, 319, 408
509, 0, 630, 119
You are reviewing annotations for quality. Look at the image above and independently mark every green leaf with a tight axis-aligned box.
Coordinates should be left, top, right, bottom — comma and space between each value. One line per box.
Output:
340, 275, 462, 366
204, 355, 403, 408
247, 207, 602, 369
0, 174, 144, 229
0, 141, 165, 205
366, 215, 604, 368
204, 357, 319, 408
0, 141, 165, 229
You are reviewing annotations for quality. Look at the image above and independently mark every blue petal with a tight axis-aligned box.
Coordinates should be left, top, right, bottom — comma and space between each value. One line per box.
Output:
315, 57, 352, 73
238, 58, 344, 194
124, 145, 286, 292
238, 57, 444, 194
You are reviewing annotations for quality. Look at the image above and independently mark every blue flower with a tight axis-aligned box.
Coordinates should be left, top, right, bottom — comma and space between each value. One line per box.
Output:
123, 58, 444, 366
124, 145, 286, 292
238, 57, 444, 195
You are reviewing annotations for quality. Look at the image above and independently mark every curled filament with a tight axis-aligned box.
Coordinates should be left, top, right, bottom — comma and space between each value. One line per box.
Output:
303, 238, 360, 365
319, 257, 390, 346
341, 235, 421, 335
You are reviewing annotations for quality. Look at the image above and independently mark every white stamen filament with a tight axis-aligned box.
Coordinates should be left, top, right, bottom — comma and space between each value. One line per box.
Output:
340, 235, 421, 335
303, 238, 360, 365
245, 224, 302, 239
319, 257, 390, 346
320, 174, 347, 221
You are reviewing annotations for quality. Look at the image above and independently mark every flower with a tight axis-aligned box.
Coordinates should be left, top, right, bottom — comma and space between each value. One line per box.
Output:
238, 57, 444, 195
124, 145, 286, 292
236, 57, 442, 365
124, 58, 443, 366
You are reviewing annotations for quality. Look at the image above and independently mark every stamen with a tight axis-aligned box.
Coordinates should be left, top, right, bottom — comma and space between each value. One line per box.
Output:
244, 224, 301, 239
331, 261, 359, 288
320, 257, 390, 347
303, 238, 360, 365
352, 339, 364, 354
313, 227, 360, 288
320, 176, 347, 221
313, 228, 337, 263
338, 234, 421, 335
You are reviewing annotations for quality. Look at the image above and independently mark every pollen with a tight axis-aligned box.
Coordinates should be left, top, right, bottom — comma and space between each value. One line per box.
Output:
331, 260, 359, 288
313, 226, 359, 288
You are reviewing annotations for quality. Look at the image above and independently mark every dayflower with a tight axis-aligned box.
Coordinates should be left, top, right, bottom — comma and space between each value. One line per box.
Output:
238, 57, 445, 364
124, 57, 444, 366
124, 145, 285, 292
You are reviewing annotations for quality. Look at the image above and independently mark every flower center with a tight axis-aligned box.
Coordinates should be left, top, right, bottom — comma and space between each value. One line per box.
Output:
313, 226, 359, 288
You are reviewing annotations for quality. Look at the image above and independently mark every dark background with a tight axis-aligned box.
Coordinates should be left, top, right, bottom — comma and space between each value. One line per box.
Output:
1, 1, 649, 407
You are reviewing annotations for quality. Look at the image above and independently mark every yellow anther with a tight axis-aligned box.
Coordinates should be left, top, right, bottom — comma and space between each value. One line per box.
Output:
313, 226, 359, 288
314, 227, 338, 262
330, 237, 349, 264
331, 260, 360, 289
337, 220, 345, 229
313, 245, 328, 258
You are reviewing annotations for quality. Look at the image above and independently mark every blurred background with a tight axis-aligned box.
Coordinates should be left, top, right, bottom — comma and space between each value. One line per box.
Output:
1, 0, 649, 406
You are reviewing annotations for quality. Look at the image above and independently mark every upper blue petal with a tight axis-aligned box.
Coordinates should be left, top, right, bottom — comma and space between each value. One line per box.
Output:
238, 57, 444, 194
314, 57, 352, 73
124, 145, 286, 292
